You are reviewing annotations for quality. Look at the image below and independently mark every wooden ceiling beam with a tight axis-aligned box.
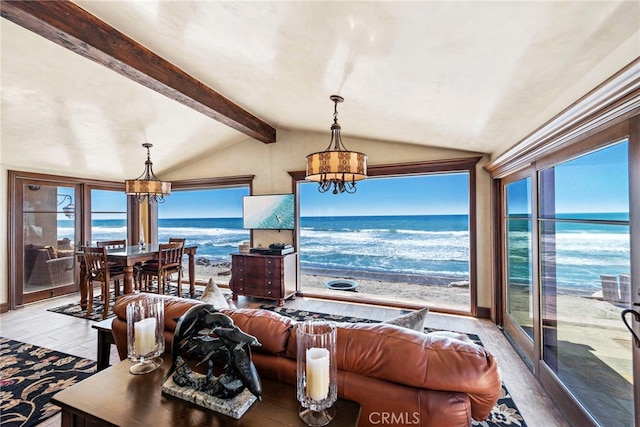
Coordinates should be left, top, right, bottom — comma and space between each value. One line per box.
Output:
1, 0, 276, 143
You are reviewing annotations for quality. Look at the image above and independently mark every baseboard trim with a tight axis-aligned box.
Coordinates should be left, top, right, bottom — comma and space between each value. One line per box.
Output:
0, 302, 8, 313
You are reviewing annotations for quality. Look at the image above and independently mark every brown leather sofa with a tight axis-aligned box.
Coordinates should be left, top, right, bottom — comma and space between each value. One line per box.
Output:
112, 293, 502, 427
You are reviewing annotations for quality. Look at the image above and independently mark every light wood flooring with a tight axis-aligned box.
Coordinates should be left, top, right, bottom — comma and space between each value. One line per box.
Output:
0, 291, 570, 427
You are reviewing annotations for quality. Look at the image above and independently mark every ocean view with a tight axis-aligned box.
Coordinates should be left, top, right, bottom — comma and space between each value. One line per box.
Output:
58, 213, 630, 293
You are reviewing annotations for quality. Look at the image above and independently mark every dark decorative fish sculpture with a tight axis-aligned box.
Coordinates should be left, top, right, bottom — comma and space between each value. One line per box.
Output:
162, 303, 262, 400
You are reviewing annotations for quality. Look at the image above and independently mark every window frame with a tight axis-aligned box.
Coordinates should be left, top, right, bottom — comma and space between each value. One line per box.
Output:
289, 157, 482, 316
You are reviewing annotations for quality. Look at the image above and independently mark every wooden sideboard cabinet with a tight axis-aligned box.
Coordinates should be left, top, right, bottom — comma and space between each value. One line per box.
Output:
230, 252, 297, 306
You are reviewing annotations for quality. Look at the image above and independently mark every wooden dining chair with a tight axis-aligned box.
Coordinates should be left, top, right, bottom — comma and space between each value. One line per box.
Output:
97, 239, 143, 291
167, 239, 186, 287
140, 242, 184, 295
83, 246, 125, 319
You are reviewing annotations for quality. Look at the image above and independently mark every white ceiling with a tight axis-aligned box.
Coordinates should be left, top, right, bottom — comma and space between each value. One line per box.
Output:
1, 1, 639, 180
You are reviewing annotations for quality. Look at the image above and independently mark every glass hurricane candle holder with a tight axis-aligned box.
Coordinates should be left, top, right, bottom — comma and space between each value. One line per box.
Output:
296, 319, 337, 426
127, 299, 164, 375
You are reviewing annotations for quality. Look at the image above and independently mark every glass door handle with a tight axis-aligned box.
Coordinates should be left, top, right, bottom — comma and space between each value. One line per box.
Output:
622, 305, 640, 348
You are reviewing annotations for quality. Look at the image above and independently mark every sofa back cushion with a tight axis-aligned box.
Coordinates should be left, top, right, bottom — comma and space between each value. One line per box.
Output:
221, 308, 295, 356
113, 294, 294, 356
114, 293, 203, 331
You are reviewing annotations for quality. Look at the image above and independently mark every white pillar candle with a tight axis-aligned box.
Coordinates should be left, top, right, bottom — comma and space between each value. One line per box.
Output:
306, 347, 330, 400
134, 317, 157, 356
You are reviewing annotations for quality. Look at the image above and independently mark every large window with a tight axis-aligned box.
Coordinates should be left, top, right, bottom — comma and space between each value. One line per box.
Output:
89, 189, 127, 245
157, 186, 250, 284
296, 161, 476, 313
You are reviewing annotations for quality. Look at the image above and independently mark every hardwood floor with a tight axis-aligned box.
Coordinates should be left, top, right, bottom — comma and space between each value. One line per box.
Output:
0, 292, 570, 427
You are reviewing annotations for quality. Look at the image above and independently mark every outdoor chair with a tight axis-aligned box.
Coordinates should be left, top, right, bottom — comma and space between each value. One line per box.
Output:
619, 274, 631, 304
600, 275, 620, 302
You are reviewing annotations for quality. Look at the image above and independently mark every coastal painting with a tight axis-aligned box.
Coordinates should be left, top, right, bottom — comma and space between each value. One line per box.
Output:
242, 194, 294, 230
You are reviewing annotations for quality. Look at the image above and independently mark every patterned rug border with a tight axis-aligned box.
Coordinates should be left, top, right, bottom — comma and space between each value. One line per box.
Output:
259, 305, 527, 427
47, 285, 202, 321
0, 337, 97, 427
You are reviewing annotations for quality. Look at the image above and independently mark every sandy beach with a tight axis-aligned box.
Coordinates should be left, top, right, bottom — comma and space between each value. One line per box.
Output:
189, 259, 629, 330
192, 259, 471, 307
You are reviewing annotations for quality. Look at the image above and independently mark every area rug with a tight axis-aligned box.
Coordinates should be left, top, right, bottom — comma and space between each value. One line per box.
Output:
0, 337, 97, 427
260, 305, 527, 427
47, 285, 202, 321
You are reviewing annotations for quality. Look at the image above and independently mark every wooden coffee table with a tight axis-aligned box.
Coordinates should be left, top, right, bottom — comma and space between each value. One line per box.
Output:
51, 354, 360, 426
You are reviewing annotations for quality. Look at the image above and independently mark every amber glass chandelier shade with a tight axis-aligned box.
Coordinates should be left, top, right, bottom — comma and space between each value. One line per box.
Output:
305, 151, 367, 183
125, 143, 171, 203
124, 180, 171, 197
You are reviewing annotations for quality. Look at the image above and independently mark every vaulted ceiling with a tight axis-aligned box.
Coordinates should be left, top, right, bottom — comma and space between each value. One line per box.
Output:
1, 1, 638, 181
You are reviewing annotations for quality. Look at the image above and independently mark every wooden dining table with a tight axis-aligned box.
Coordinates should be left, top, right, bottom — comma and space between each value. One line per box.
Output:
77, 244, 198, 309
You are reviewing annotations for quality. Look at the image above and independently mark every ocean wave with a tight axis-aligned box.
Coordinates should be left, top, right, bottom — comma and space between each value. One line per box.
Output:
65, 214, 630, 293
159, 227, 248, 238
302, 228, 468, 238
91, 226, 127, 233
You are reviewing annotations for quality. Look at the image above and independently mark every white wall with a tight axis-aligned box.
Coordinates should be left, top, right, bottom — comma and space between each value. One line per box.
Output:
0, 165, 7, 306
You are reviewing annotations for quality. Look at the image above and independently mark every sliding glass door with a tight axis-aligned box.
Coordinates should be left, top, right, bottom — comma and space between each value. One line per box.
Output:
501, 139, 635, 426
502, 176, 536, 366
539, 141, 632, 426
9, 172, 132, 308
20, 181, 78, 304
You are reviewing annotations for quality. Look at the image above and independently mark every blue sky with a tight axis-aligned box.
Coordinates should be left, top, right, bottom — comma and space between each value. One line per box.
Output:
508, 140, 629, 215
158, 187, 248, 218
299, 173, 469, 217
153, 173, 470, 219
